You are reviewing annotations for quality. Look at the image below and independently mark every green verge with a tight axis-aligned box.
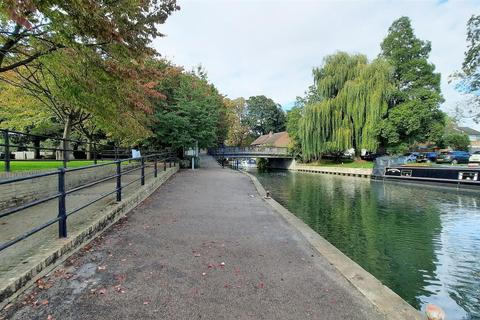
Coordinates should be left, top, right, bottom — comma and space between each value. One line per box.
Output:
0, 160, 112, 172
300, 160, 374, 169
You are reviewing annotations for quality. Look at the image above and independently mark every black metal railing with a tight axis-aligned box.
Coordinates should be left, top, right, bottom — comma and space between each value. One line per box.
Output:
208, 146, 291, 158
0, 152, 177, 252
0, 129, 132, 172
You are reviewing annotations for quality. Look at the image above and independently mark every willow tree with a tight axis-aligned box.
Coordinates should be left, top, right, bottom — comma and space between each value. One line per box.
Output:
299, 52, 393, 160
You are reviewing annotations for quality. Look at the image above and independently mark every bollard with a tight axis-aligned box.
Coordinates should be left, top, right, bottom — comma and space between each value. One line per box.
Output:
164, 159, 167, 171
265, 190, 271, 199
57, 168, 67, 237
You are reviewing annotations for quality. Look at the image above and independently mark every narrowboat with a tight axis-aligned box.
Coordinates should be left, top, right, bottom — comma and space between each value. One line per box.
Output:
373, 156, 480, 188
382, 166, 480, 187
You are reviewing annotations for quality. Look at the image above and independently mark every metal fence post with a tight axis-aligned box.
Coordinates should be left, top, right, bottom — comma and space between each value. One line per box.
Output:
115, 146, 119, 161
93, 143, 97, 164
4, 129, 10, 172
154, 157, 158, 178
62, 139, 67, 168
58, 168, 67, 238
163, 158, 167, 171
116, 160, 122, 202
141, 157, 145, 185
169, 158, 172, 168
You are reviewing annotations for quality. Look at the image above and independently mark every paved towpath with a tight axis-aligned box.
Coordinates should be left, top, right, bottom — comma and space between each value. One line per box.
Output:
1, 156, 385, 320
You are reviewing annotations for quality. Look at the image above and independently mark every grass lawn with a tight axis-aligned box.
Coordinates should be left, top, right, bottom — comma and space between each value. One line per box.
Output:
0, 160, 112, 172
300, 159, 374, 169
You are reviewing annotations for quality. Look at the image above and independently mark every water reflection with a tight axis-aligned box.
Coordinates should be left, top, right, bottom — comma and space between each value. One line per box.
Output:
251, 170, 480, 319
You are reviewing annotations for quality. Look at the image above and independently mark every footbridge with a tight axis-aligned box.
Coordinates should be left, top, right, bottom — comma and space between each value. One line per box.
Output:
208, 146, 293, 159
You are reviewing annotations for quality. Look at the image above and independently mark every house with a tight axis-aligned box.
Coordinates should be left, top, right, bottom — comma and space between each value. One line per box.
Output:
250, 131, 291, 148
457, 127, 480, 152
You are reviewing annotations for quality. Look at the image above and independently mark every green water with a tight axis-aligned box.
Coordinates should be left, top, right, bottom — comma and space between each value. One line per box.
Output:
251, 170, 480, 320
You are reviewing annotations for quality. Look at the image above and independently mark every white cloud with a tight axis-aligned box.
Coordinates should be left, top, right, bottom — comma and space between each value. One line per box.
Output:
153, 0, 480, 127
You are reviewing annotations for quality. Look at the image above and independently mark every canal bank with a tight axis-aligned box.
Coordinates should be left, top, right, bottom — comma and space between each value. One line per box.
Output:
2, 155, 399, 320
294, 164, 372, 178
244, 171, 421, 320
262, 158, 373, 178
250, 169, 480, 319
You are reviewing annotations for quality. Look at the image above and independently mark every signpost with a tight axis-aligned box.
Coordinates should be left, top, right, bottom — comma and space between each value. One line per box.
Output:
185, 141, 199, 170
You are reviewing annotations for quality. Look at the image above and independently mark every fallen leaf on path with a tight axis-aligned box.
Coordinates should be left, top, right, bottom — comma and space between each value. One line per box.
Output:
47, 315, 53, 320
41, 300, 49, 306
143, 301, 150, 305
35, 278, 53, 290
202, 272, 207, 276
220, 262, 225, 267
98, 266, 107, 271
258, 282, 265, 289
98, 288, 107, 295
4, 303, 13, 310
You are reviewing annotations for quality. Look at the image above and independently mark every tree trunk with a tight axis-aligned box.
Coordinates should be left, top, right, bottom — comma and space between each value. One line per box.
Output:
86, 138, 92, 160
58, 117, 72, 160
33, 138, 41, 159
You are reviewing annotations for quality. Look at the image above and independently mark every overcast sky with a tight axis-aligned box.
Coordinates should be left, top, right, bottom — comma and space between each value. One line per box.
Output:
153, 0, 480, 127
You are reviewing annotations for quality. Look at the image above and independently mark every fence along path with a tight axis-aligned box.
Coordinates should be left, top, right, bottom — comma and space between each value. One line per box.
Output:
0, 158, 177, 301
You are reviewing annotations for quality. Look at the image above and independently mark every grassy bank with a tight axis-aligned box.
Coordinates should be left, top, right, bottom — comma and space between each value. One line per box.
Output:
0, 160, 111, 172
299, 160, 374, 169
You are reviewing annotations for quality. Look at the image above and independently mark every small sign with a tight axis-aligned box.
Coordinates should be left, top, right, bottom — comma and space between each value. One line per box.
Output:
131, 149, 141, 158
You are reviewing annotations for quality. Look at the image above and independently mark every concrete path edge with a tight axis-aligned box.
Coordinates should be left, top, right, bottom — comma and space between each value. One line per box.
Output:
0, 166, 179, 308
243, 171, 424, 320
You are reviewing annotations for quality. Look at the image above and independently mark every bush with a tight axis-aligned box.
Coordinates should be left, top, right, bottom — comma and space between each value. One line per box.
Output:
442, 133, 470, 151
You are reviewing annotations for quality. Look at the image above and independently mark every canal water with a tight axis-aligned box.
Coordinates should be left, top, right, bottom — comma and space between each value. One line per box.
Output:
250, 170, 480, 320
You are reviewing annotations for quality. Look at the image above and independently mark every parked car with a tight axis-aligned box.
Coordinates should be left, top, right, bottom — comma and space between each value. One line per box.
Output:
436, 151, 470, 164
403, 152, 420, 162
361, 152, 385, 161
416, 152, 438, 163
469, 151, 480, 163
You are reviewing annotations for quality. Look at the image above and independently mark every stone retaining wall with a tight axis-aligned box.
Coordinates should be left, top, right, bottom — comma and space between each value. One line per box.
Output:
294, 165, 372, 178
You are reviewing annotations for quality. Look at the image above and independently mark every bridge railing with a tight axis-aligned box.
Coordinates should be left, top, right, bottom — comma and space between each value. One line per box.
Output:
209, 146, 289, 156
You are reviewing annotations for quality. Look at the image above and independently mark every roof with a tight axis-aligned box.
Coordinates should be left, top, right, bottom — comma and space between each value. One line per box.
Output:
458, 127, 480, 135
250, 131, 290, 148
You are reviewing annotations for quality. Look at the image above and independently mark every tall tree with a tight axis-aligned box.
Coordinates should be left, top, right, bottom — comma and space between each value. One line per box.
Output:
286, 106, 303, 158
379, 16, 445, 151
224, 97, 252, 146
244, 95, 286, 136
147, 61, 225, 151
299, 52, 393, 160
453, 14, 480, 123
0, 0, 178, 73
0, 49, 158, 157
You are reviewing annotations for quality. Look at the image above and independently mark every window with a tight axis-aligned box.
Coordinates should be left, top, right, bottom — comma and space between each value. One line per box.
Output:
401, 170, 412, 177
458, 172, 478, 181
